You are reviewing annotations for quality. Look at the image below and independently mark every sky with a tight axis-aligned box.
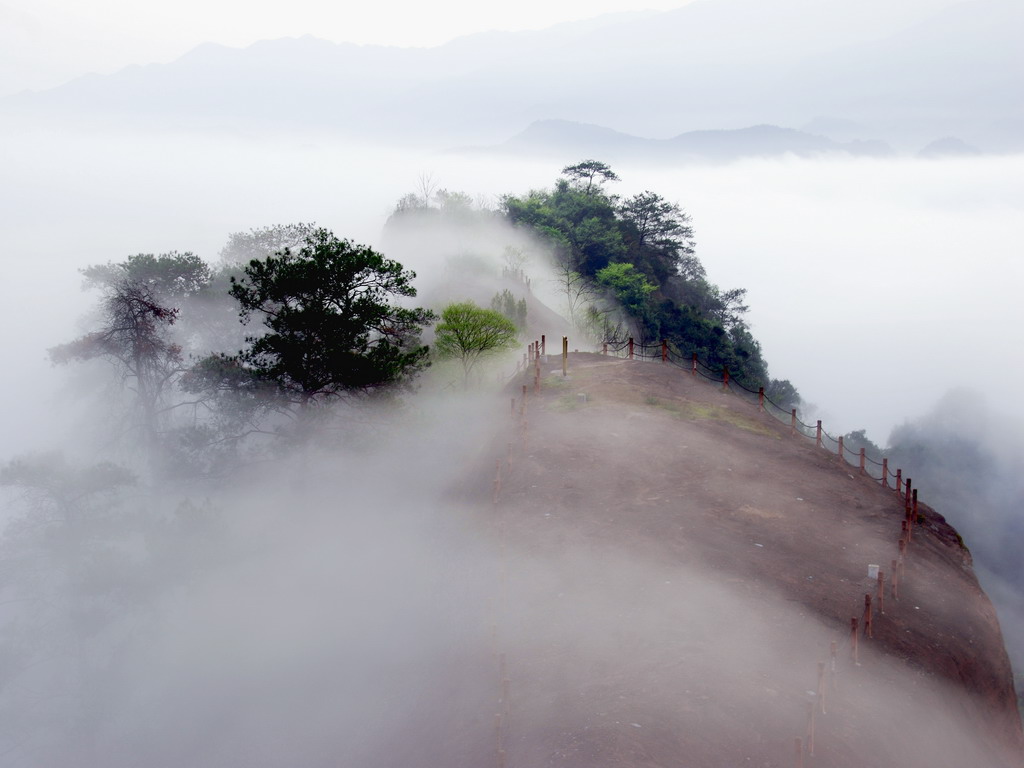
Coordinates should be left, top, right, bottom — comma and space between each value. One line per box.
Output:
0, 0, 692, 96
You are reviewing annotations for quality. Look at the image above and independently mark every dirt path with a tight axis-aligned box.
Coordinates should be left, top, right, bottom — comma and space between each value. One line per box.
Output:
470, 352, 1022, 768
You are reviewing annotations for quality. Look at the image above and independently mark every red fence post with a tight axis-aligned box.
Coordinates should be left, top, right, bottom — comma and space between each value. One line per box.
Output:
912, 488, 919, 523
837, 435, 844, 462
758, 387, 764, 411
882, 458, 889, 487
895, 468, 902, 495
628, 337, 634, 359
602, 342, 607, 355
661, 339, 668, 362
859, 448, 866, 475
791, 409, 797, 434
541, 335, 546, 357
691, 353, 697, 376
722, 366, 729, 391
816, 421, 822, 448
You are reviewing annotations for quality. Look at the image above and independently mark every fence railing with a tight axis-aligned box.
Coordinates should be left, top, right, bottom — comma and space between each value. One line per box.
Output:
503, 332, 937, 768
587, 336, 916, 494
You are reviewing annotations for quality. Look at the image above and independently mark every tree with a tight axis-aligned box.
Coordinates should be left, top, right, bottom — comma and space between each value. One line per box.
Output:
553, 261, 600, 331
490, 289, 527, 329
50, 278, 184, 458
619, 191, 696, 281
561, 160, 620, 195
224, 229, 434, 405
82, 251, 211, 298
218, 223, 318, 266
596, 262, 656, 315
434, 302, 519, 386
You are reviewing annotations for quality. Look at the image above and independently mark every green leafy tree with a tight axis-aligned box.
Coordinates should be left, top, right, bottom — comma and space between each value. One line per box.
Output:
434, 302, 519, 385
224, 229, 434, 405
596, 262, 656, 315
619, 191, 696, 282
561, 160, 620, 195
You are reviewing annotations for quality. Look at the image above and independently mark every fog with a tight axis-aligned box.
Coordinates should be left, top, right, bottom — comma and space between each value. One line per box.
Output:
1, 121, 1022, 764
3, 125, 1020, 451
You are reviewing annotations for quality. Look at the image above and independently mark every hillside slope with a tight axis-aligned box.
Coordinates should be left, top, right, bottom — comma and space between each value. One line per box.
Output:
469, 352, 1023, 767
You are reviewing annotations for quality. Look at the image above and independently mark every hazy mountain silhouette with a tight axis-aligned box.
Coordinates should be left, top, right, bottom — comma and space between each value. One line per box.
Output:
484, 119, 893, 163
2, 0, 1020, 150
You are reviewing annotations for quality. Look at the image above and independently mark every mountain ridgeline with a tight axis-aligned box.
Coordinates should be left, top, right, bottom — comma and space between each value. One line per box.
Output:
386, 161, 799, 408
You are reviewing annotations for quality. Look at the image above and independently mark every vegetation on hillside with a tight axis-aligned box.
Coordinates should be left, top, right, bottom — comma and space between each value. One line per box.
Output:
501, 160, 795, 400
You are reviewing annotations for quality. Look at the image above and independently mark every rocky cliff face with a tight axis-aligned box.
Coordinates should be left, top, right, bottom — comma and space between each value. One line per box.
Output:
471, 352, 1023, 767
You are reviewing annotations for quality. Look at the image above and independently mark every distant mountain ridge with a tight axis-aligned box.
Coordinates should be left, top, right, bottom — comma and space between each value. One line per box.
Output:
480, 119, 893, 164
3, 0, 1021, 151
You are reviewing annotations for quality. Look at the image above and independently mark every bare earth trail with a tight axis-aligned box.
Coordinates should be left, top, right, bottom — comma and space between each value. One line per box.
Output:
459, 352, 1023, 768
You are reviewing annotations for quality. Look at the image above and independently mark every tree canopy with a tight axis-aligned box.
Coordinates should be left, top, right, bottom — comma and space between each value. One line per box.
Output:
434, 302, 519, 385
503, 160, 789, 394
226, 228, 434, 405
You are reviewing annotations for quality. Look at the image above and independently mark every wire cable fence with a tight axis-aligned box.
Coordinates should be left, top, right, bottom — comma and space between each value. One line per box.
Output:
508, 334, 932, 767
589, 335, 909, 493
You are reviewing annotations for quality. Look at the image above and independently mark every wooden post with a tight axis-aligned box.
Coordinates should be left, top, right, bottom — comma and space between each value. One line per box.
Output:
864, 594, 873, 639
791, 409, 797, 434
837, 435, 844, 462
758, 387, 765, 411
602, 342, 607, 355
628, 337, 634, 359
816, 421, 823, 448
722, 366, 729, 390
905, 477, 912, 506
895, 468, 902, 495
891, 559, 899, 599
541, 334, 545, 357
912, 489, 919, 523
859, 447, 866, 475
850, 618, 859, 663
882, 458, 889, 488
692, 352, 697, 376
562, 336, 568, 377
806, 701, 816, 757
661, 339, 668, 362
877, 570, 885, 614
817, 661, 827, 714
830, 640, 838, 690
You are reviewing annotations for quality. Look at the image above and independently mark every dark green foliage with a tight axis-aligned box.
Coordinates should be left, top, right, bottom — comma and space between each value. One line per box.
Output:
227, 229, 434, 404
766, 378, 801, 411
502, 161, 773, 388
561, 160, 620, 194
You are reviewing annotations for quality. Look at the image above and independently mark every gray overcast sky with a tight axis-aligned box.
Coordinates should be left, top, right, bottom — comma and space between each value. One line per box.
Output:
0, 0, 693, 96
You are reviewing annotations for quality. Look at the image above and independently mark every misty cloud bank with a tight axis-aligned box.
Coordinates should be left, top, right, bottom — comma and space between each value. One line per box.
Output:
0, 118, 1022, 763
0, 392, 504, 766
